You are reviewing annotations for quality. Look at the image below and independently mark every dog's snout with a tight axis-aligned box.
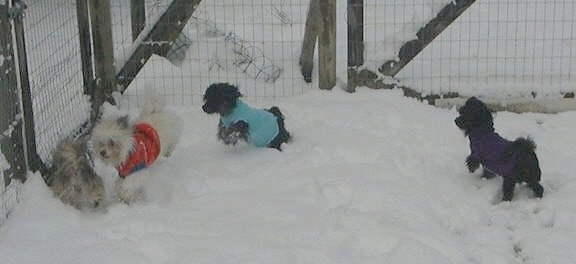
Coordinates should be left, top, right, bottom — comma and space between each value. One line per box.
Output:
202, 104, 214, 114
99, 150, 107, 158
455, 116, 462, 126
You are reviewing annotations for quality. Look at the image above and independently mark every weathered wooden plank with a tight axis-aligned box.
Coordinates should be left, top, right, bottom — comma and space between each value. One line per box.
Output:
90, 0, 116, 114
76, 0, 94, 96
299, 0, 320, 83
347, 0, 364, 92
130, 0, 146, 41
347, 0, 363, 67
318, 0, 336, 90
116, 0, 202, 91
0, 1, 28, 181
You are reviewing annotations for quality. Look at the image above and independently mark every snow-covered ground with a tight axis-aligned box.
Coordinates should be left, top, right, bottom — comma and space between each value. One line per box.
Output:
1, 88, 576, 263
2, 0, 576, 263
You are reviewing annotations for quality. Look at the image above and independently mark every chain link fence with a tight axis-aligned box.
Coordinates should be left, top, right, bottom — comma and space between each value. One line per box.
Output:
23, 0, 91, 166
2, 0, 576, 227
110, 0, 313, 107
393, 0, 576, 100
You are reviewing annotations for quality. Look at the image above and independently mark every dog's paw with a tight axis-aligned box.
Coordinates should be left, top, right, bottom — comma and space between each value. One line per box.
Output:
466, 156, 480, 173
223, 132, 240, 145
532, 183, 544, 198
115, 183, 144, 204
114, 174, 148, 204
481, 169, 496, 179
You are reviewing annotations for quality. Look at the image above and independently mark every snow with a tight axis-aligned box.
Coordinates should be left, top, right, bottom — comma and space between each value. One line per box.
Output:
2, 88, 576, 263
2, 0, 576, 263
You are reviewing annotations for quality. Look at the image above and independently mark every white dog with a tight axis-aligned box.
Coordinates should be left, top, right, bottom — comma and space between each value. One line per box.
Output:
90, 91, 182, 203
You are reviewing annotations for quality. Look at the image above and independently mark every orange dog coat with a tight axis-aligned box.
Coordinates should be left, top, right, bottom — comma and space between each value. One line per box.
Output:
116, 123, 160, 178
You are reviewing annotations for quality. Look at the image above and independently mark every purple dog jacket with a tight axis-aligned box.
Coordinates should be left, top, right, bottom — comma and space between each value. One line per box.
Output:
468, 128, 515, 176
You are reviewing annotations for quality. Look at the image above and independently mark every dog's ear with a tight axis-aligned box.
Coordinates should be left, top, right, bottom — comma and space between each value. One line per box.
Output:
463, 97, 494, 131
204, 83, 242, 100
116, 115, 129, 129
221, 83, 242, 99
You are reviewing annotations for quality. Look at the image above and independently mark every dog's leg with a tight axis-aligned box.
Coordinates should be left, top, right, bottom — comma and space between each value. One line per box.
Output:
115, 171, 150, 204
466, 155, 480, 173
217, 122, 228, 142
529, 182, 544, 198
517, 147, 544, 199
526, 167, 544, 198
528, 153, 544, 198
219, 121, 248, 145
502, 175, 515, 201
266, 107, 291, 151
482, 169, 497, 179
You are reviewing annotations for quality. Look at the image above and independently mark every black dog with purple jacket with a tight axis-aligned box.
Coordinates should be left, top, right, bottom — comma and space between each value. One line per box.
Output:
455, 97, 544, 201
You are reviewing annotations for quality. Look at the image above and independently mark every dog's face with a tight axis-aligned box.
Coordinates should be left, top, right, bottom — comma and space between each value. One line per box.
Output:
455, 97, 494, 134
202, 83, 242, 116
90, 115, 133, 167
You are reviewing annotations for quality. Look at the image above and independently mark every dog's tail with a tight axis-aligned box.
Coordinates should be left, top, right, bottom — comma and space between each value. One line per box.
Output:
509, 137, 542, 186
502, 136, 537, 161
140, 88, 167, 115
512, 137, 537, 152
502, 137, 536, 159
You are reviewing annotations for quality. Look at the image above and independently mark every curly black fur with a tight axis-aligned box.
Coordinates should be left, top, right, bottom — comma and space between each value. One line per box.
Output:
454, 97, 494, 135
202, 83, 291, 150
455, 97, 544, 201
202, 83, 243, 116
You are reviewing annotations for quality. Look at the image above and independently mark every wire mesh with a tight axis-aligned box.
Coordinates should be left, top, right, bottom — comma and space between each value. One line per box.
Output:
0, 165, 22, 226
394, 0, 576, 100
23, 0, 91, 165
109, 0, 312, 107
363, 0, 450, 72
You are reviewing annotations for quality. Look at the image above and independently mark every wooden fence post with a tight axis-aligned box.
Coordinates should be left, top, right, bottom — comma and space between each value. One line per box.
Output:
89, 0, 116, 120
76, 0, 95, 97
318, 0, 336, 90
300, 0, 336, 90
347, 0, 363, 67
11, 0, 45, 175
299, 0, 320, 83
0, 1, 27, 182
130, 0, 145, 41
347, 0, 363, 91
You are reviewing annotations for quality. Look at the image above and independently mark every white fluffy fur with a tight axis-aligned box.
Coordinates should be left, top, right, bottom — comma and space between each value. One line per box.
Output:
90, 91, 183, 203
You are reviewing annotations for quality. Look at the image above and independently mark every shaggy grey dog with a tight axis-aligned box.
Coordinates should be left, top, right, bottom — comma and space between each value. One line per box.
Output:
48, 137, 105, 210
